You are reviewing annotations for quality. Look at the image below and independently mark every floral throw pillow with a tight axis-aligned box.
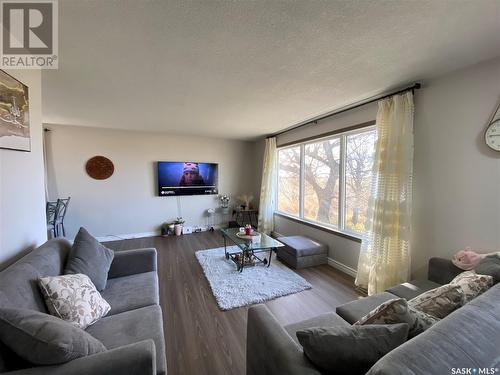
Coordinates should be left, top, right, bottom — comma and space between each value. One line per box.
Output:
355, 298, 439, 338
408, 284, 464, 319
449, 271, 494, 303
38, 274, 111, 329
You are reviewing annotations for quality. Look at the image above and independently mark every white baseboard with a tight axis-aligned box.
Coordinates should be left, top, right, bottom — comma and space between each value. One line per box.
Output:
97, 231, 159, 242
96, 226, 223, 242
327, 257, 357, 278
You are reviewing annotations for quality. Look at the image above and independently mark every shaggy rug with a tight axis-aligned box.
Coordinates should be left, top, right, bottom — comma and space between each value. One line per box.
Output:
195, 246, 312, 310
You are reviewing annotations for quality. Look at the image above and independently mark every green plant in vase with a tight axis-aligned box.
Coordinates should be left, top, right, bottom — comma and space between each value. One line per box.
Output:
174, 217, 185, 236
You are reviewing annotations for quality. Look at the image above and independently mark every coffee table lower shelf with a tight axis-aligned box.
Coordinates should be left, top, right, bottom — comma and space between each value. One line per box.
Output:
225, 249, 273, 272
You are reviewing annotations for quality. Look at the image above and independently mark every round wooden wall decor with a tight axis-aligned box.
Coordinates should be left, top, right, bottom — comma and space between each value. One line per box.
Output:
85, 156, 114, 180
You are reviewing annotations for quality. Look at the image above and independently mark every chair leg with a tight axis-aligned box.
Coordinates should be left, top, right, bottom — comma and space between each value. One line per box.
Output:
61, 223, 66, 237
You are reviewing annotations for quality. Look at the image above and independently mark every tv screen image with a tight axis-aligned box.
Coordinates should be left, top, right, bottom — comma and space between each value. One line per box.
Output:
157, 161, 218, 196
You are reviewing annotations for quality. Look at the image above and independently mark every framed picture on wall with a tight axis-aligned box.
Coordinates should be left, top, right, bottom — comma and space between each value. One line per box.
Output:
0, 70, 30, 152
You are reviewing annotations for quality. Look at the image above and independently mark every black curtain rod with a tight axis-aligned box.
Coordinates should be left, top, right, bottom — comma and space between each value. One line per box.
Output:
267, 82, 421, 139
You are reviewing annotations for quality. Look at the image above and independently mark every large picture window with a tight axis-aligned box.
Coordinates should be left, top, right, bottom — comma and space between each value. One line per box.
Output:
276, 126, 377, 236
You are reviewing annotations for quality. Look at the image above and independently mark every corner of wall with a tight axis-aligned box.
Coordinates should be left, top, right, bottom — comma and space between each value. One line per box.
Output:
0, 69, 47, 267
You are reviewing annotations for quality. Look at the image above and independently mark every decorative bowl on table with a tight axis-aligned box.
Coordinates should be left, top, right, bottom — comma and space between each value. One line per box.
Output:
236, 231, 261, 244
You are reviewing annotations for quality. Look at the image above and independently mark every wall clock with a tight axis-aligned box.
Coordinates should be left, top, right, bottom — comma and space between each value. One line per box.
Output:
85, 156, 114, 180
485, 118, 500, 152
485, 98, 500, 152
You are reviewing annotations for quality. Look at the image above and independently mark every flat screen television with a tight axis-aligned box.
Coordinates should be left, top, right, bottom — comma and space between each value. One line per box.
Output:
157, 161, 218, 196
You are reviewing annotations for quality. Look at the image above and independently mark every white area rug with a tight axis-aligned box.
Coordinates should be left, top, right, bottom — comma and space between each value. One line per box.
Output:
195, 246, 312, 310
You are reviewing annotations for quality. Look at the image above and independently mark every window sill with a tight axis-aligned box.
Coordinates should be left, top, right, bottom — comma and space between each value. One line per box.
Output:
273, 211, 363, 243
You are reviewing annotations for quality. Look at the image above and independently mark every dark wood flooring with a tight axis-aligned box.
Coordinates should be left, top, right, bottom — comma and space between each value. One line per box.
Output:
104, 231, 361, 375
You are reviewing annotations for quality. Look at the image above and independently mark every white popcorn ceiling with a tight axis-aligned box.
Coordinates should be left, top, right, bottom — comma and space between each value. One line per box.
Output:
42, 0, 500, 140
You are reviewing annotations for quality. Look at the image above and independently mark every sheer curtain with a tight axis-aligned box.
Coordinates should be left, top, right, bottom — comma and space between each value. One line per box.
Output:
257, 137, 277, 234
355, 92, 415, 295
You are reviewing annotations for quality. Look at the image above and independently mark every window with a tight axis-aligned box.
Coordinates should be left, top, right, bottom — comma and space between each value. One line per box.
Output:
276, 126, 377, 236
277, 145, 300, 215
344, 130, 377, 233
304, 138, 340, 226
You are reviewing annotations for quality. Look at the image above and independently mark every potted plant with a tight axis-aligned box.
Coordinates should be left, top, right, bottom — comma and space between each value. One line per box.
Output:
174, 217, 185, 236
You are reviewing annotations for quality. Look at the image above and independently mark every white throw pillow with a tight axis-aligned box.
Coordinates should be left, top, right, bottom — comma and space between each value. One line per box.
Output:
449, 271, 494, 303
38, 273, 111, 329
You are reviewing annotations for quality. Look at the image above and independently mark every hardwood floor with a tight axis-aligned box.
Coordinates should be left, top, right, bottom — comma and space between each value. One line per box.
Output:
104, 231, 362, 375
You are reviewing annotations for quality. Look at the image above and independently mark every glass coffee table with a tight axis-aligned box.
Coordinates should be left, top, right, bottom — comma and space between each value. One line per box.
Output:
221, 228, 284, 272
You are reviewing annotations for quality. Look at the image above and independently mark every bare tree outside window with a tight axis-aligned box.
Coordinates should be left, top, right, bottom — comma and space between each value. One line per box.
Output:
345, 130, 377, 233
277, 146, 300, 215
304, 139, 340, 225
276, 126, 377, 236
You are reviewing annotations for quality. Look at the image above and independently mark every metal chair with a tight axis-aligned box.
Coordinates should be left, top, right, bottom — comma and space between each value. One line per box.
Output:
46, 200, 59, 238
54, 197, 70, 237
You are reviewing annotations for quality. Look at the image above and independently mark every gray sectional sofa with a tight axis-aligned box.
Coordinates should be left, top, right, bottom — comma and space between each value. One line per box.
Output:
247, 257, 500, 375
0, 238, 166, 375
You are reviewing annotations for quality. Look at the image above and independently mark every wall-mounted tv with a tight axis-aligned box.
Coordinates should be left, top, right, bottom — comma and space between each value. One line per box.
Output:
157, 161, 218, 196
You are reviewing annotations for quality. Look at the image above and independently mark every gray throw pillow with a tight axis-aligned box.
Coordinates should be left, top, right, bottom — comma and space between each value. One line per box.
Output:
0, 308, 106, 365
0, 340, 29, 372
64, 227, 114, 291
475, 255, 500, 283
296, 323, 409, 375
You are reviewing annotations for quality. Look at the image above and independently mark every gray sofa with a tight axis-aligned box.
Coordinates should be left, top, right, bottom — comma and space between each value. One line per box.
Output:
247, 257, 500, 374
0, 238, 167, 375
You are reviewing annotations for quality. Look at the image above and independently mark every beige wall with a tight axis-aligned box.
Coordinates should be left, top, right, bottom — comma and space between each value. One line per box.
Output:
44, 125, 259, 239
271, 57, 500, 276
0, 70, 47, 268
412, 57, 500, 277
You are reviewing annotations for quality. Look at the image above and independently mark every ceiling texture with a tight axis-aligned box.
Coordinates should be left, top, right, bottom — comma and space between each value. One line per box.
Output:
42, 0, 500, 140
